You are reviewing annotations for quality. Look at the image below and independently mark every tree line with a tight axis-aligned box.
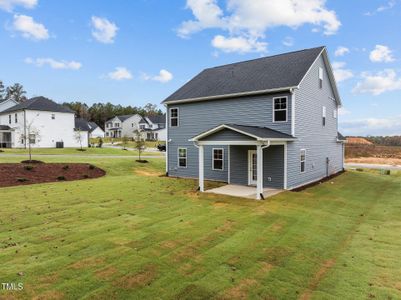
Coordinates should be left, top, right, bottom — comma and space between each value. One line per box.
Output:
366, 136, 401, 147
0, 80, 27, 103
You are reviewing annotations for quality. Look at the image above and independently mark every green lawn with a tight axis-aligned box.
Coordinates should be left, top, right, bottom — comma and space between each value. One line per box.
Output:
0, 147, 162, 156
0, 157, 400, 299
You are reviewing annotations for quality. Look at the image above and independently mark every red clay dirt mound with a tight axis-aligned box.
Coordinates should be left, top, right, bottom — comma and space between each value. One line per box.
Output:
0, 163, 105, 188
346, 137, 373, 145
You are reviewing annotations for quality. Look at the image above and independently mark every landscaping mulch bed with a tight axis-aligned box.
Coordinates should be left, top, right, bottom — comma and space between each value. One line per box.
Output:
0, 163, 105, 188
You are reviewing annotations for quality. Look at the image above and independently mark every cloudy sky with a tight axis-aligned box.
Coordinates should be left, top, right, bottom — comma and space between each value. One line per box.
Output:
0, 0, 400, 136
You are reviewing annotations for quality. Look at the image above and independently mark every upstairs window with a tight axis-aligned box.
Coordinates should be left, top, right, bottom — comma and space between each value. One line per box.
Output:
273, 97, 287, 122
15, 113, 18, 123
212, 148, 224, 171
29, 134, 36, 145
8, 115, 11, 124
300, 149, 306, 173
318, 67, 323, 89
170, 108, 179, 127
322, 106, 326, 127
178, 148, 187, 168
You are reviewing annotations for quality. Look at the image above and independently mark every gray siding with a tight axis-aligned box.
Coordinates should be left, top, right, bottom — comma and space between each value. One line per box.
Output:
167, 93, 291, 181
203, 128, 255, 141
287, 55, 343, 189
230, 145, 284, 188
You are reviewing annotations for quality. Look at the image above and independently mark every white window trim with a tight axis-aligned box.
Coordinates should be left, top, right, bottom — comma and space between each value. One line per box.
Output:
333, 108, 337, 119
177, 147, 187, 168
212, 148, 224, 171
319, 67, 324, 89
300, 149, 306, 173
169, 107, 179, 127
272, 96, 288, 123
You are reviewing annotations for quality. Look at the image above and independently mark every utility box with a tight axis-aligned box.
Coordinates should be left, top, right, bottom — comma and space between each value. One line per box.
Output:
56, 141, 64, 148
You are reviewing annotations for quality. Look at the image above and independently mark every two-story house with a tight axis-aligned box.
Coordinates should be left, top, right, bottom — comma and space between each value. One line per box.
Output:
138, 115, 166, 141
104, 114, 142, 138
162, 46, 346, 199
0, 96, 85, 148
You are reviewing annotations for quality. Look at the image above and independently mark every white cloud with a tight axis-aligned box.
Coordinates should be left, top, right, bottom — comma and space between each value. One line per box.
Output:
334, 46, 349, 57
91, 16, 118, 44
282, 36, 294, 47
0, 0, 37, 12
25, 57, 81, 70
340, 115, 401, 136
353, 69, 401, 95
12, 14, 48, 40
338, 107, 351, 116
211, 35, 267, 53
142, 69, 173, 83
332, 61, 353, 82
178, 0, 340, 53
108, 67, 132, 80
365, 0, 396, 15
369, 45, 395, 63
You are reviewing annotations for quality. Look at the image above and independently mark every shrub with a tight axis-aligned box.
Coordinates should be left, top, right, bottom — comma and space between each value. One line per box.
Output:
62, 165, 69, 170
24, 165, 34, 171
82, 174, 89, 179
356, 168, 364, 172
88, 164, 95, 170
381, 169, 391, 175
57, 176, 66, 181
16, 178, 29, 182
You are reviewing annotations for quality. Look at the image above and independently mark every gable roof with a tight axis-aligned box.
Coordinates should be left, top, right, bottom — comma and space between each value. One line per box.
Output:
147, 114, 166, 124
106, 114, 138, 123
190, 124, 295, 142
1, 96, 74, 114
0, 125, 12, 130
74, 118, 91, 131
163, 46, 341, 106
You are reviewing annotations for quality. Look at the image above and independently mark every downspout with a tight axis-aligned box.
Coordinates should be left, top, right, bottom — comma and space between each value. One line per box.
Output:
164, 104, 169, 176
23, 109, 27, 149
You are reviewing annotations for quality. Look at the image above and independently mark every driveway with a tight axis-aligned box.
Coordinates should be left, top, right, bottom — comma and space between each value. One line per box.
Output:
345, 163, 401, 170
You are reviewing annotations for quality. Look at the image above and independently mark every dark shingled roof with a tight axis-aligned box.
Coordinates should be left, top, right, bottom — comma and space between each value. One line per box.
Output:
337, 132, 346, 141
0, 125, 11, 130
193, 124, 295, 141
1, 96, 74, 114
147, 114, 166, 124
163, 46, 325, 103
75, 118, 91, 131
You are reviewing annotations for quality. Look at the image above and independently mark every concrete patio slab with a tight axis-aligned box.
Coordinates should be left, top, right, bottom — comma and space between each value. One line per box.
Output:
206, 184, 283, 199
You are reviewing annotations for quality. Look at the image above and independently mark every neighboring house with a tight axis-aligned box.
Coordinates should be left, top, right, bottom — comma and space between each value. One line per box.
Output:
162, 46, 346, 199
138, 114, 166, 141
104, 114, 142, 138
88, 122, 105, 138
0, 98, 18, 113
0, 96, 83, 148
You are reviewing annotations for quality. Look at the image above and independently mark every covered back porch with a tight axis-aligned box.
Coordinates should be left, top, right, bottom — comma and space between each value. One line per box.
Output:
0, 125, 13, 148
191, 124, 295, 200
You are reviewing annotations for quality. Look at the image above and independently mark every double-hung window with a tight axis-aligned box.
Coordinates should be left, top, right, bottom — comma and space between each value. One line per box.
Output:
178, 148, 187, 168
322, 106, 326, 127
273, 97, 287, 122
212, 148, 224, 170
15, 113, 18, 123
300, 149, 306, 173
8, 115, 11, 124
170, 108, 179, 127
319, 67, 323, 89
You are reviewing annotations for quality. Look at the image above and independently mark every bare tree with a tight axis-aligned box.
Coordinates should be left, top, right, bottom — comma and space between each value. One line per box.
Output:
133, 128, 146, 161
21, 120, 41, 161
121, 135, 129, 150
74, 129, 85, 151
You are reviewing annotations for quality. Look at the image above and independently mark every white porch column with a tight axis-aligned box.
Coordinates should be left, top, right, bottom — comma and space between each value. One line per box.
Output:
256, 145, 263, 200
199, 145, 204, 192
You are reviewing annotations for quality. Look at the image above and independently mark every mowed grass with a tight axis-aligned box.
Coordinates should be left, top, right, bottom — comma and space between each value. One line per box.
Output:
0, 147, 162, 156
0, 157, 400, 299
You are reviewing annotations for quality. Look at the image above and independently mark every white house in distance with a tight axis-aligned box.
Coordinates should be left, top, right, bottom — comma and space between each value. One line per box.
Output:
0, 96, 86, 148
88, 122, 105, 138
104, 114, 142, 138
139, 115, 166, 141
0, 98, 18, 113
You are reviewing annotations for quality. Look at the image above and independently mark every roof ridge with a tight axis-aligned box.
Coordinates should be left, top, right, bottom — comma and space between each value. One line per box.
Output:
205, 46, 325, 71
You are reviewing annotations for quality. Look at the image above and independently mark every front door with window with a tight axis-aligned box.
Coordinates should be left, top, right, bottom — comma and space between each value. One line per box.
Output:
248, 150, 257, 185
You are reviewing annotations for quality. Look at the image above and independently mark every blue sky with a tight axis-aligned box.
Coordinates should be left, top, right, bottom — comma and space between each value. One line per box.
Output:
0, 0, 400, 136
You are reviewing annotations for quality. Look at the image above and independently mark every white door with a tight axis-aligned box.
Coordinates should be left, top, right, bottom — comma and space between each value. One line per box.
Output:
248, 150, 257, 185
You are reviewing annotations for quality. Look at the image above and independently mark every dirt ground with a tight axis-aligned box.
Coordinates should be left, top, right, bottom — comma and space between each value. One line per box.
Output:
345, 157, 401, 166
0, 163, 105, 187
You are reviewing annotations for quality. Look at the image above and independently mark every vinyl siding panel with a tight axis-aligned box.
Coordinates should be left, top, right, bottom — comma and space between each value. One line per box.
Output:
167, 93, 291, 181
287, 55, 343, 189
202, 128, 255, 141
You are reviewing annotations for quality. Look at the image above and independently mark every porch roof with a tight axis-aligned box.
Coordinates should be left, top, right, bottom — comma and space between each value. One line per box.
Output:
0, 125, 12, 131
189, 124, 295, 142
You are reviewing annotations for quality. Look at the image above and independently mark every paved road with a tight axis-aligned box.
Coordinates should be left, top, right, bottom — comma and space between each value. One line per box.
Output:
0, 153, 165, 159
345, 163, 401, 170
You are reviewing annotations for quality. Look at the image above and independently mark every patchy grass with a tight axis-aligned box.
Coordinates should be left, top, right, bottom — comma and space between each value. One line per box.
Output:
0, 147, 161, 157
0, 157, 400, 299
